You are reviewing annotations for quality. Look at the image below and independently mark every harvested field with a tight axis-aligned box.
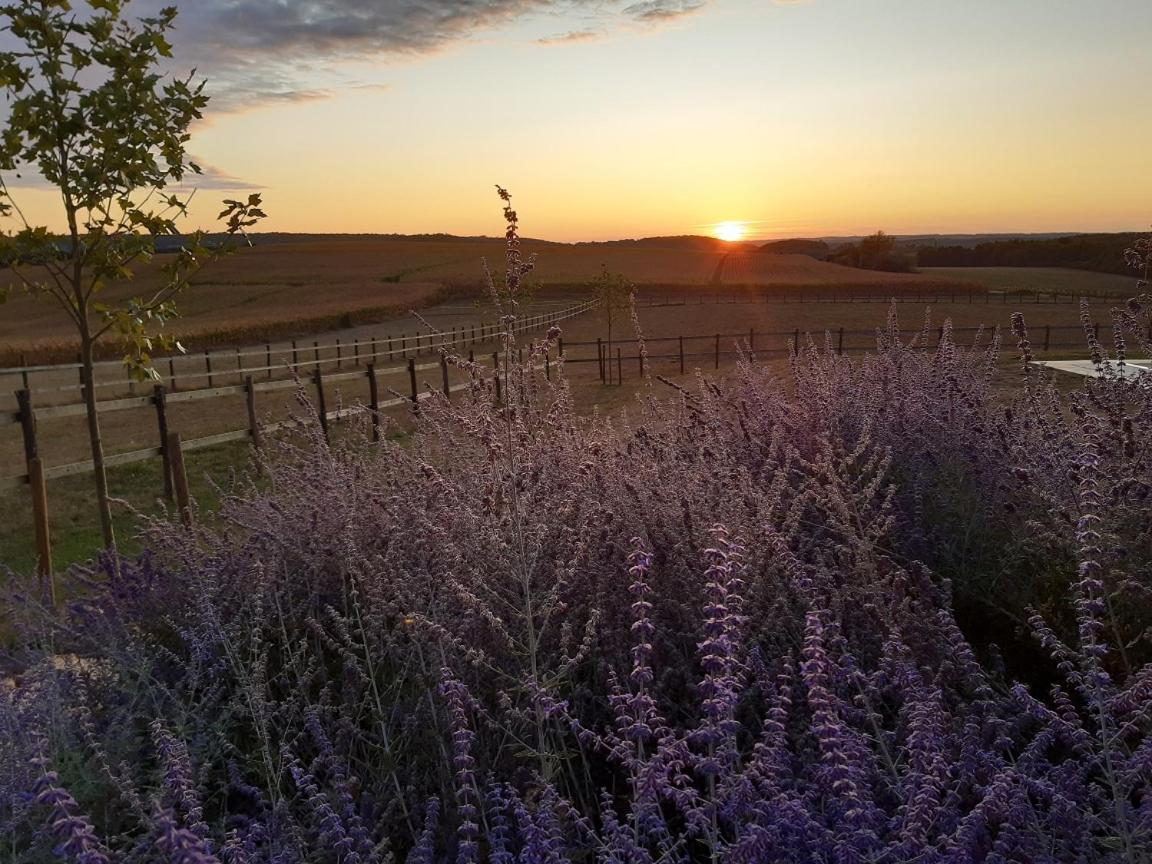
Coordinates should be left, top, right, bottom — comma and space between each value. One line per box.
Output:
719, 252, 965, 290
1, 239, 978, 365
922, 266, 1138, 296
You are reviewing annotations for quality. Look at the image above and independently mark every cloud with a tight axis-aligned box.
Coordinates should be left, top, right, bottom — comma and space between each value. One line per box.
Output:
140, 0, 719, 109
534, 28, 606, 45
621, 0, 707, 22
180, 159, 265, 191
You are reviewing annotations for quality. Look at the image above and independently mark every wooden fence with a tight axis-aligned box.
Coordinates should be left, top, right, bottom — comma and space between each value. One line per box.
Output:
0, 298, 585, 403
3, 300, 596, 589
564, 321, 1134, 384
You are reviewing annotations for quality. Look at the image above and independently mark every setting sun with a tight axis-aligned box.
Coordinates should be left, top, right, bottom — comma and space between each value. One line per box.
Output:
714, 221, 747, 242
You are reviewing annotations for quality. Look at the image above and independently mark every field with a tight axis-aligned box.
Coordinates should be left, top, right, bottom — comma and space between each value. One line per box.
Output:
922, 265, 1139, 296
0, 238, 966, 364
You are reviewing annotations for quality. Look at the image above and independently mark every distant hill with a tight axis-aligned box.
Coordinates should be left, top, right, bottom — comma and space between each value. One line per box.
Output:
758, 239, 830, 259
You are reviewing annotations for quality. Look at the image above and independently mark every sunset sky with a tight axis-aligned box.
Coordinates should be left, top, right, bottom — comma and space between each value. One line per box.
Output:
7, 0, 1152, 241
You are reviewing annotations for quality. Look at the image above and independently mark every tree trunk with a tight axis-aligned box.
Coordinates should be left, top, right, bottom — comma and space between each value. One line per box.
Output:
80, 334, 116, 549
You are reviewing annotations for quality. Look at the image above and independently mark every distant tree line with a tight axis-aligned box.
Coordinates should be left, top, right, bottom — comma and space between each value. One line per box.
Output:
915, 232, 1144, 274
828, 231, 917, 273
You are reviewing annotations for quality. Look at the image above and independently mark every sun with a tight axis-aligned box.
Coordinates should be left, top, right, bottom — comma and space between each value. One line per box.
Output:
714, 221, 747, 242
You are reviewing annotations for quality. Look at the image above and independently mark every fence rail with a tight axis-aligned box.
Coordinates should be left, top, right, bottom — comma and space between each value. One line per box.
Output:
570, 321, 1144, 384
0, 300, 588, 399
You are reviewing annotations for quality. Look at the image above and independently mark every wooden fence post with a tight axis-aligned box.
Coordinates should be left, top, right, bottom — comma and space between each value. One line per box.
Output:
168, 356, 178, 391
336, 338, 343, 370
441, 355, 451, 400
235, 348, 243, 383
28, 456, 54, 606
597, 338, 604, 382
1044, 325, 1051, 352
366, 364, 381, 442
205, 350, 213, 387
291, 339, 299, 370
313, 341, 321, 370
245, 376, 261, 450
408, 358, 419, 409
313, 368, 329, 440
680, 336, 685, 374
167, 432, 191, 525
617, 348, 623, 384
714, 334, 720, 370
153, 385, 173, 502
266, 344, 272, 380
17, 389, 38, 464
493, 353, 502, 402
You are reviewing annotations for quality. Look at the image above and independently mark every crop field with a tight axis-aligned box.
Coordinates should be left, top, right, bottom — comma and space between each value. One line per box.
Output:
922, 265, 1139, 296
1, 238, 984, 365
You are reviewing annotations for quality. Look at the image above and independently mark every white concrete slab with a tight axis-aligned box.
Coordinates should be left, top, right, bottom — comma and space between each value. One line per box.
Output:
1031, 360, 1150, 379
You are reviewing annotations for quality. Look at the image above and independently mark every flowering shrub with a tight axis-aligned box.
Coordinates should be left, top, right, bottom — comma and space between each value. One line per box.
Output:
2, 193, 1151, 862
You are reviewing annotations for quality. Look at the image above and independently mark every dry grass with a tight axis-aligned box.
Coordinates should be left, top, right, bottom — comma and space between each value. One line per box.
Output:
720, 253, 965, 290
922, 266, 1138, 296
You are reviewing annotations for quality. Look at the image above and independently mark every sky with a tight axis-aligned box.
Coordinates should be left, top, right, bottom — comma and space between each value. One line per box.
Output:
5, 0, 1152, 241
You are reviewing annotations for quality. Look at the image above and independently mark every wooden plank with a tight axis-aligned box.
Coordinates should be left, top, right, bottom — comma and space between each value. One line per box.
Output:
183, 429, 252, 451
44, 446, 163, 480
165, 384, 247, 404
36, 394, 153, 419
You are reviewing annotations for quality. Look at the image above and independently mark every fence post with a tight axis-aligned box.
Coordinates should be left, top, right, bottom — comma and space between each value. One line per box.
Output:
617, 348, 623, 384
153, 385, 173, 502
168, 356, 178, 391
597, 338, 604, 382
680, 336, 685, 374
558, 336, 564, 357
408, 358, 419, 409
838, 327, 845, 355
366, 365, 381, 442
749, 328, 755, 352
28, 456, 54, 606
441, 355, 451, 400
205, 350, 213, 387
492, 353, 501, 402
266, 344, 272, 380
292, 339, 299, 370
638, 346, 644, 378
313, 368, 329, 441
793, 328, 800, 355
17, 389, 38, 464
167, 432, 191, 525
1044, 325, 1051, 352
235, 348, 243, 383
714, 334, 720, 369
245, 376, 261, 450
313, 340, 321, 370
336, 338, 343, 370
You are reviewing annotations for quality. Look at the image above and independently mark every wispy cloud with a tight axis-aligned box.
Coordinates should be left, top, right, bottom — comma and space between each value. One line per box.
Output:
534, 27, 606, 45
622, 0, 708, 23
139, 0, 720, 109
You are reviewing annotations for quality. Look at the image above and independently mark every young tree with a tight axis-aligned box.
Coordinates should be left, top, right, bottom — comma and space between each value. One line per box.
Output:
591, 265, 632, 357
0, 0, 265, 549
